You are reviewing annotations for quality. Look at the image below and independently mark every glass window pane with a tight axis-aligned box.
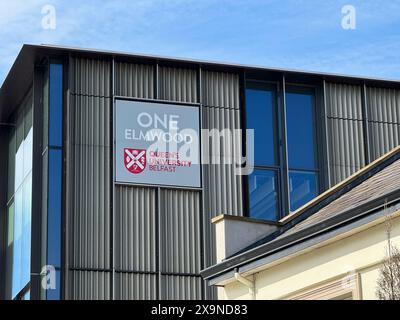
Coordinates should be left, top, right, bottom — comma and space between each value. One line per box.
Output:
21, 173, 32, 289
286, 90, 316, 169
15, 116, 24, 189
7, 129, 16, 201
12, 187, 23, 298
248, 169, 279, 221
46, 270, 61, 300
289, 170, 318, 212
23, 128, 33, 178
6, 202, 14, 298
47, 149, 62, 268
246, 84, 277, 165
23, 104, 33, 177
43, 66, 49, 150
49, 63, 63, 147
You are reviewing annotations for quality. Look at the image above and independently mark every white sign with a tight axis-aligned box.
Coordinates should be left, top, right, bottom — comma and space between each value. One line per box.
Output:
115, 99, 201, 187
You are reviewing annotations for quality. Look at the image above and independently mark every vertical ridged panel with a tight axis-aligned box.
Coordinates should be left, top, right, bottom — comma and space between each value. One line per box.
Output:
325, 82, 366, 185
369, 122, 400, 160
202, 106, 243, 216
367, 87, 400, 123
158, 67, 198, 103
69, 271, 110, 300
115, 62, 155, 98
327, 118, 365, 185
202, 71, 240, 109
325, 83, 363, 119
202, 106, 243, 269
115, 273, 158, 300
367, 87, 400, 159
69, 57, 111, 97
160, 190, 201, 274
115, 186, 157, 272
69, 95, 111, 270
161, 275, 203, 300
67, 57, 112, 300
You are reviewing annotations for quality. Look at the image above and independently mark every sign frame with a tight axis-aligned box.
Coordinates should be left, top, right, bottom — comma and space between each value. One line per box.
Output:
113, 97, 203, 189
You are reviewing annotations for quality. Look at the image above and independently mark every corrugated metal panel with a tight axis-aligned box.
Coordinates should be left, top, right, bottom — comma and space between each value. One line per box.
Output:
69, 271, 110, 300
115, 186, 157, 272
325, 82, 366, 186
202, 106, 243, 216
68, 95, 111, 270
369, 122, 400, 160
69, 57, 111, 97
115, 62, 154, 98
115, 273, 157, 300
202, 71, 240, 109
158, 66, 198, 103
325, 83, 363, 119
160, 190, 201, 274
70, 145, 111, 269
202, 106, 243, 270
71, 95, 111, 146
161, 275, 203, 300
327, 118, 365, 185
367, 87, 400, 123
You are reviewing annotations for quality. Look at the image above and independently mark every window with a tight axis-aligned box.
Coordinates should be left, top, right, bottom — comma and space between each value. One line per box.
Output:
286, 87, 318, 211
289, 274, 360, 300
6, 94, 33, 299
248, 170, 278, 220
41, 62, 63, 300
245, 82, 319, 220
246, 83, 279, 221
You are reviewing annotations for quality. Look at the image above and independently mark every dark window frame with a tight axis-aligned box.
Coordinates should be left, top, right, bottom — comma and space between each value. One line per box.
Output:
244, 80, 283, 221
244, 79, 323, 221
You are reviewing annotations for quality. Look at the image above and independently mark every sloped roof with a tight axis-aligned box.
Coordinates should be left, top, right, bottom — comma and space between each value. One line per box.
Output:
201, 146, 400, 281
276, 155, 400, 240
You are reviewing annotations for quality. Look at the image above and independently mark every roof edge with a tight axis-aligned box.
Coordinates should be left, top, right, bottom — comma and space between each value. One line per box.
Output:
280, 145, 400, 225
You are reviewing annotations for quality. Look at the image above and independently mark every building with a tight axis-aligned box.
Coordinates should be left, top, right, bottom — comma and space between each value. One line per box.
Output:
201, 146, 400, 300
0, 44, 400, 300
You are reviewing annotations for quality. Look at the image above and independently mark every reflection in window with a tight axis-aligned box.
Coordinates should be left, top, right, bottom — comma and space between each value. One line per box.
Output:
245, 82, 320, 220
42, 62, 64, 300
246, 83, 280, 221
6, 95, 33, 299
246, 83, 277, 165
286, 88, 318, 212
248, 170, 278, 221
289, 171, 318, 211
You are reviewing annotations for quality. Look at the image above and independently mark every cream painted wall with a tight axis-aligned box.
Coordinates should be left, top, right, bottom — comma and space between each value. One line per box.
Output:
220, 215, 400, 300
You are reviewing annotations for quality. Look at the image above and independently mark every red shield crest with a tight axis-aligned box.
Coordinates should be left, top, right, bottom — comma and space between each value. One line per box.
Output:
124, 148, 147, 174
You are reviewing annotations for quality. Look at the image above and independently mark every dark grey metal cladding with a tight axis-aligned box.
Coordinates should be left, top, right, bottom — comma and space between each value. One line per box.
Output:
367, 87, 400, 160
202, 71, 240, 109
66, 57, 112, 299
115, 273, 157, 300
161, 275, 203, 300
66, 56, 244, 300
68, 95, 111, 270
69, 57, 111, 97
115, 62, 154, 98
202, 106, 243, 270
325, 82, 366, 186
160, 189, 202, 274
115, 186, 157, 272
69, 271, 111, 300
158, 66, 198, 103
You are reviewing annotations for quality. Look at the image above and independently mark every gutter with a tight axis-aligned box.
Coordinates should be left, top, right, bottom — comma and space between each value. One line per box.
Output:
201, 188, 400, 283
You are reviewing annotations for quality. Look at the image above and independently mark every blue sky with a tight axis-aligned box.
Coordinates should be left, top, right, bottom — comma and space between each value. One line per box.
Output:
1, 0, 400, 84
